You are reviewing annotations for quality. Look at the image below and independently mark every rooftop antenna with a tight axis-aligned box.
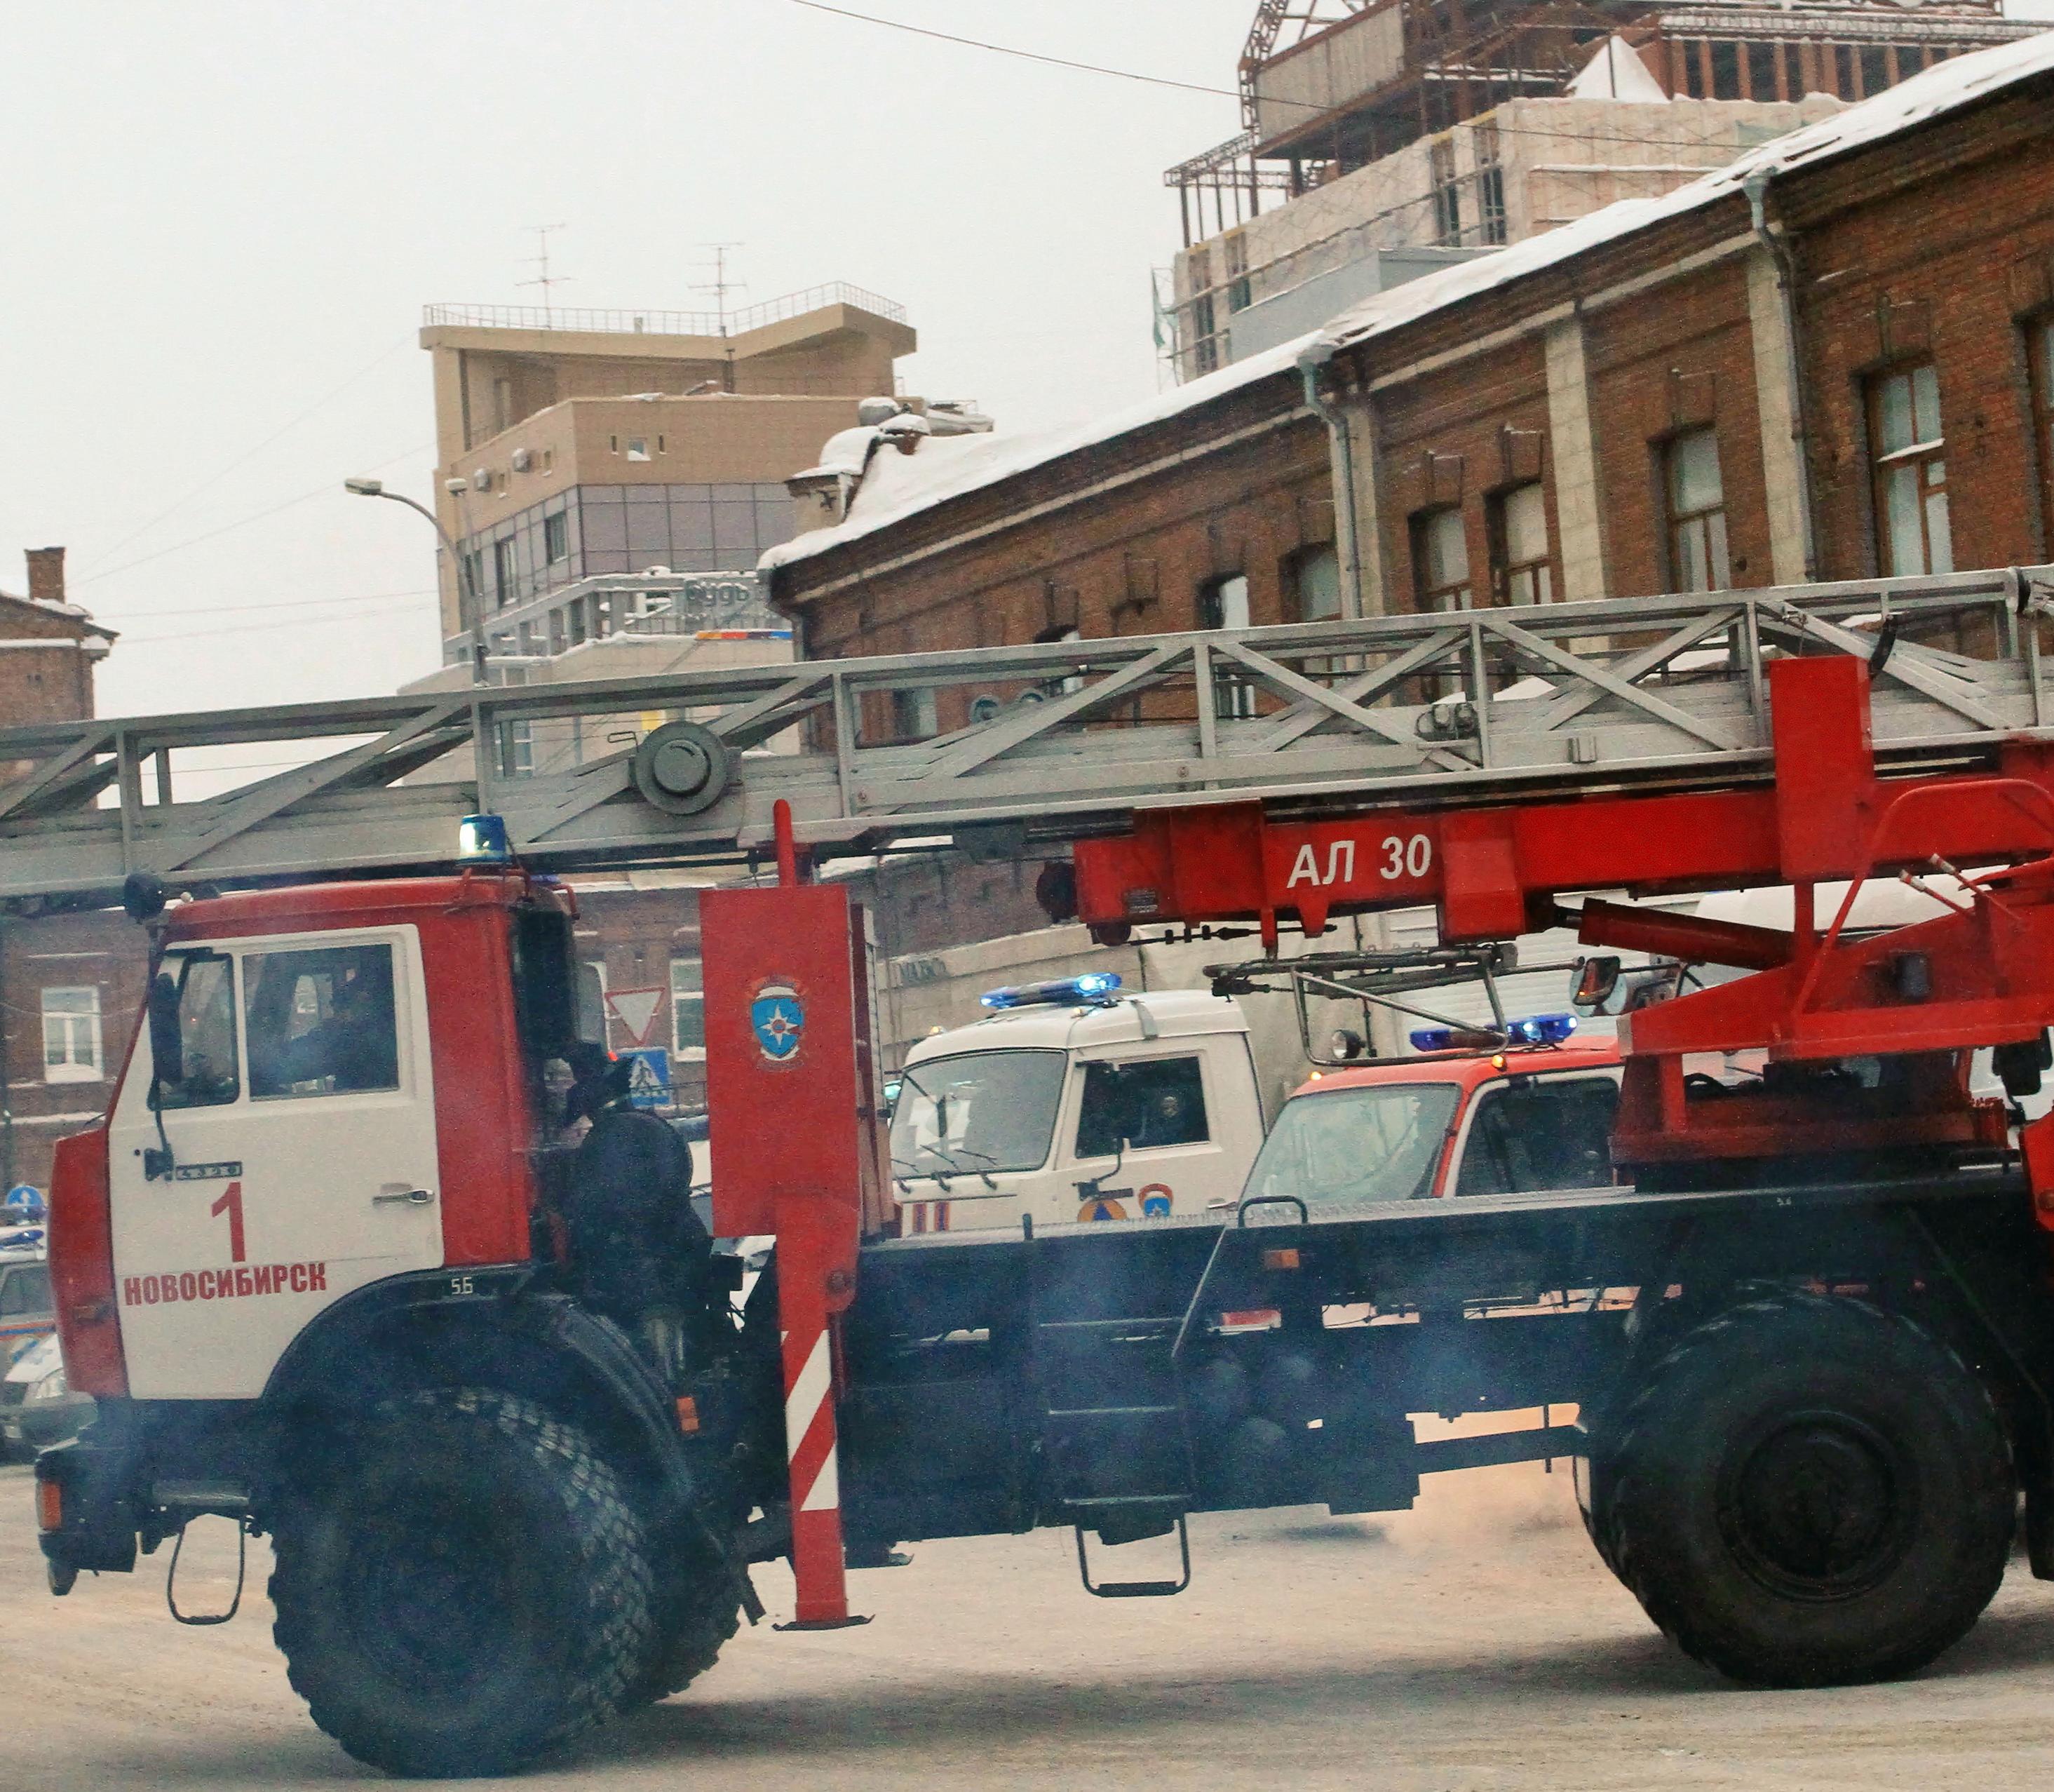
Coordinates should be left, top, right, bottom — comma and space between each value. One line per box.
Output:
691, 243, 748, 336
691, 242, 747, 391
518, 224, 574, 323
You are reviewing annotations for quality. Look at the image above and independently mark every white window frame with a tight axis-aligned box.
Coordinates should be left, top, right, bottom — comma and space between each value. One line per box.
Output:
670, 957, 705, 1062
1492, 483, 1554, 607
41, 985, 102, 1084
1665, 427, 1731, 594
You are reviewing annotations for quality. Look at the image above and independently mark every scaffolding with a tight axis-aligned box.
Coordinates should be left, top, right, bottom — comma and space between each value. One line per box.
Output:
1167, 0, 2034, 245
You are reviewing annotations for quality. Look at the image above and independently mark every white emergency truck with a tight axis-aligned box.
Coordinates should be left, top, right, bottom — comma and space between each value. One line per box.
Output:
885, 970, 1621, 1234
888, 976, 1265, 1232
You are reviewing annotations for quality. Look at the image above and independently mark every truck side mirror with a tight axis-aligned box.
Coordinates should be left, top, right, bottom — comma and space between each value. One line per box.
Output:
1572, 955, 1621, 1016
148, 972, 184, 1089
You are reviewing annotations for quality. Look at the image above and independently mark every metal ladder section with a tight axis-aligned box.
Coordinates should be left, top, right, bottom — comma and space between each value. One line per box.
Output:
1, 567, 2050, 903
1025, 1234, 1197, 1598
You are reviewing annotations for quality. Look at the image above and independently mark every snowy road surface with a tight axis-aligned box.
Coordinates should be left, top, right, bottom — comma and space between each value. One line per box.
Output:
7, 1459, 2054, 1789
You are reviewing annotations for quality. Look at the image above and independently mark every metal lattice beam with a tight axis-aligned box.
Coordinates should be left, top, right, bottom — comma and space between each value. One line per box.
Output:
0, 567, 2048, 905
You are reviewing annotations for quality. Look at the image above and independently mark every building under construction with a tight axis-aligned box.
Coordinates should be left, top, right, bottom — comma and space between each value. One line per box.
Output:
1167, 0, 2039, 377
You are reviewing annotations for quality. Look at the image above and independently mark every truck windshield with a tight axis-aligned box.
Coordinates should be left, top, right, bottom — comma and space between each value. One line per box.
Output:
1243, 1082, 1462, 1206
890, 1049, 1066, 1178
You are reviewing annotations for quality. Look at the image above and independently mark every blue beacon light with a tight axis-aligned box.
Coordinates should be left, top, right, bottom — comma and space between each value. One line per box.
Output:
458, 813, 513, 865
1408, 1011, 1578, 1051
980, 971, 1124, 1011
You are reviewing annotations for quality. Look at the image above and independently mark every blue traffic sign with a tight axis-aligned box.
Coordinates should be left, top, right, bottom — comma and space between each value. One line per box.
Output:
620, 1047, 673, 1111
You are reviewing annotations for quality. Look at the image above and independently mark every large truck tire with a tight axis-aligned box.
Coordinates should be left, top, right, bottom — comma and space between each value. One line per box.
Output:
1600, 1292, 2012, 1686
621, 1553, 743, 1709
269, 1387, 654, 1778
1571, 1451, 1625, 1584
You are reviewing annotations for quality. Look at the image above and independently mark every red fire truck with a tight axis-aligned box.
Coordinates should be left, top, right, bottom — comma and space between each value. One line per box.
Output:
22, 582, 2054, 1777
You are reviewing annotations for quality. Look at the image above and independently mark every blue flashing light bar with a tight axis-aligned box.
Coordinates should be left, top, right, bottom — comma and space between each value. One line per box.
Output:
981, 971, 1124, 1011
1408, 1011, 1579, 1052
458, 813, 513, 865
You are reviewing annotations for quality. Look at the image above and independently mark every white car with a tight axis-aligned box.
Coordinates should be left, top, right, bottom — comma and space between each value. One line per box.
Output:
0, 1248, 53, 1371
0, 1331, 91, 1459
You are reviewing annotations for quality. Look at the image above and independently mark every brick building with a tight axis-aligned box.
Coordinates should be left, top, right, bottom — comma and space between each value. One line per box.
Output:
759, 36, 2054, 1039
0, 548, 129, 1198
0, 548, 113, 734
769, 35, 2054, 662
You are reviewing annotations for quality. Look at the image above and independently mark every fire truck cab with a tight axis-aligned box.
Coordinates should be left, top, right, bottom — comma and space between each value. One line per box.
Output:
87, 877, 580, 1401
1248, 1035, 1623, 1210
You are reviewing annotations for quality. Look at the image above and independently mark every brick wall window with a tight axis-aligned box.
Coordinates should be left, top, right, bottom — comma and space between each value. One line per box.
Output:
1198, 572, 1250, 631
1284, 543, 1342, 621
1665, 428, 1731, 593
41, 987, 101, 1084
1490, 483, 1553, 605
670, 958, 704, 1060
1199, 574, 1255, 716
2031, 316, 2054, 547
890, 686, 938, 740
1868, 363, 1952, 576
1412, 508, 1471, 611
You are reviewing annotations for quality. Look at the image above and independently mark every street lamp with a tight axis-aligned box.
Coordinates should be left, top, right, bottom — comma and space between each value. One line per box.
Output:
344, 477, 487, 682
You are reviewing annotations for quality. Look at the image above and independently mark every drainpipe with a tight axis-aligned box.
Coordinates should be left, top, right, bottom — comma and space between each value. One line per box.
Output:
1743, 170, 1819, 584
1297, 341, 1366, 620
0, 910, 13, 1196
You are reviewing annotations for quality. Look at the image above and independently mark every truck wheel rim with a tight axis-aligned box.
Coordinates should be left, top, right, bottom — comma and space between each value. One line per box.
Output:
346, 1504, 515, 1695
1716, 1407, 1915, 1601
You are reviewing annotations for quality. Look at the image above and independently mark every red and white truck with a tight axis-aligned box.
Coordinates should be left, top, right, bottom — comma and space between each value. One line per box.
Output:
24, 615, 2054, 1781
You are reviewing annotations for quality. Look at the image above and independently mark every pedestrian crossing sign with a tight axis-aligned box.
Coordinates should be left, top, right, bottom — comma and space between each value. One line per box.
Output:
621, 1046, 672, 1110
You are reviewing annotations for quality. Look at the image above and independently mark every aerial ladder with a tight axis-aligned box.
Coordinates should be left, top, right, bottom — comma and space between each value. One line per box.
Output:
16, 562, 2054, 1776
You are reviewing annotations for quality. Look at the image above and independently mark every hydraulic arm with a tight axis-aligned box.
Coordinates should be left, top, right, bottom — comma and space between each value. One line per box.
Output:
1072, 654, 2054, 1211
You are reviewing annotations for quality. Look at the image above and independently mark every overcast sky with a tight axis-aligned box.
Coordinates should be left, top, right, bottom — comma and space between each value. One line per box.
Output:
4, 0, 2050, 736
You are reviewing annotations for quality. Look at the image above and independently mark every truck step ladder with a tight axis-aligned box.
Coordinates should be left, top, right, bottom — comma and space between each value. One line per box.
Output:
1026, 1266, 1199, 1596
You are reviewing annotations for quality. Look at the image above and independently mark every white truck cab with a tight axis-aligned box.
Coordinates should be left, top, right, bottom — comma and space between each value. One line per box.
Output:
888, 976, 1264, 1233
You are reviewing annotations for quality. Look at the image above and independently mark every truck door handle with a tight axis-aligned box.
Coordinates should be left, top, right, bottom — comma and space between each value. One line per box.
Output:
374, 1186, 435, 1206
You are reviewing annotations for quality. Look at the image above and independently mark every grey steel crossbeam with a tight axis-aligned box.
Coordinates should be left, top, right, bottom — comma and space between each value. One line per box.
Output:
0, 566, 2049, 904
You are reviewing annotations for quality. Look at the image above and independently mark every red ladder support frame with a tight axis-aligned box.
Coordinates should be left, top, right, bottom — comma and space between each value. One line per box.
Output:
1072, 656, 2054, 1221
701, 805, 887, 1626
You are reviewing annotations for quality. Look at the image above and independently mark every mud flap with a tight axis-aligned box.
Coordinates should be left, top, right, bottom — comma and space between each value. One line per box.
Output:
36, 1435, 142, 1584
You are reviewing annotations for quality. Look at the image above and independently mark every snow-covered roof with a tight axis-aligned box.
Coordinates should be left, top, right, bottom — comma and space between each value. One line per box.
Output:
765, 29, 2054, 579
0, 589, 114, 638
759, 331, 1323, 573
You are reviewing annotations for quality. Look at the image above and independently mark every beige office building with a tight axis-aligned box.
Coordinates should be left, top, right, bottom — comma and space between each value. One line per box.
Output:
418, 285, 917, 662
